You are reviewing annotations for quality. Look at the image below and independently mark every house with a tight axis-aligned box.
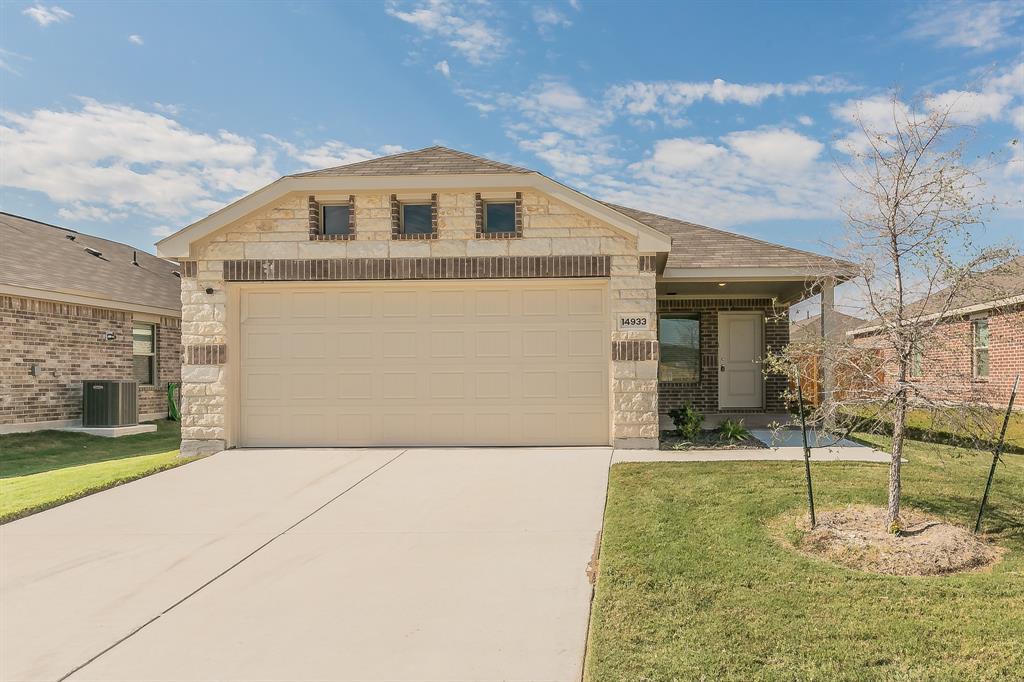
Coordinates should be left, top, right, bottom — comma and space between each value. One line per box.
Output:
156, 146, 851, 456
788, 310, 867, 404
0, 213, 182, 432
849, 256, 1024, 409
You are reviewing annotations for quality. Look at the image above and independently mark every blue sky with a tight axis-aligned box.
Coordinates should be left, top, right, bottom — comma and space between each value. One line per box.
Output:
2, 0, 1021, 271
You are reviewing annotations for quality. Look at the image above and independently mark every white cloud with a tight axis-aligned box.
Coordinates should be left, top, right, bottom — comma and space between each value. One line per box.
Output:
925, 89, 1012, 123
58, 203, 128, 223
606, 76, 855, 123
907, 0, 1024, 52
150, 225, 175, 237
128, 34, 144, 45
0, 47, 30, 76
797, 114, 814, 126
386, 0, 507, 64
269, 138, 402, 171
22, 4, 72, 27
569, 0, 581, 9
517, 131, 615, 177
723, 128, 824, 171
1, 98, 278, 221
517, 80, 612, 137
153, 102, 181, 115
434, 59, 451, 78
533, 6, 571, 33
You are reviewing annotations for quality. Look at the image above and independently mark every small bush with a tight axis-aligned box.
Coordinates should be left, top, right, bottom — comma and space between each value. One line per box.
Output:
668, 405, 703, 440
718, 418, 751, 442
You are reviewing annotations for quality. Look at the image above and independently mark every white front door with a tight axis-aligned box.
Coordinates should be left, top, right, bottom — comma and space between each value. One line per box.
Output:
718, 312, 764, 409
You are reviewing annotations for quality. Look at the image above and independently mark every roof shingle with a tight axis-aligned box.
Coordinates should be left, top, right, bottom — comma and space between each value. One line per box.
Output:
290, 145, 532, 177
0, 212, 182, 313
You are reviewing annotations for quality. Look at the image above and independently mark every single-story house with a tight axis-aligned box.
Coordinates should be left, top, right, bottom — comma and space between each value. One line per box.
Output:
849, 256, 1024, 409
0, 213, 183, 432
156, 146, 851, 456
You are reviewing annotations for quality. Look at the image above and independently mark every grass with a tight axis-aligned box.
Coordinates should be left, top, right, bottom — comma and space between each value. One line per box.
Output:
584, 436, 1024, 681
841, 404, 1024, 454
0, 420, 192, 523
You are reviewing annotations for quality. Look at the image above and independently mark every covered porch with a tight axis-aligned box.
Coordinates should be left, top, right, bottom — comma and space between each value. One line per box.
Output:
654, 266, 841, 430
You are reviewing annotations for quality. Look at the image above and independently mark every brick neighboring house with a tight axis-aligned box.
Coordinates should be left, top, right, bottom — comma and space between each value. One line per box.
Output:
849, 256, 1024, 409
0, 213, 183, 432
156, 146, 853, 457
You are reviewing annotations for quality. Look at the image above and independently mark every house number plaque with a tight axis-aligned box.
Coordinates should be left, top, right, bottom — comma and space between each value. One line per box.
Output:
617, 315, 652, 331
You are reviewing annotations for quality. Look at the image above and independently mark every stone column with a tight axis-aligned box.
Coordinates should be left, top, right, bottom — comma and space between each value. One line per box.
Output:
610, 255, 659, 448
179, 259, 228, 458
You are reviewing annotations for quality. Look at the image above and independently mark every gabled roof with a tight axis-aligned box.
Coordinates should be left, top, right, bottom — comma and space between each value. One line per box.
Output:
850, 255, 1024, 335
605, 203, 853, 273
0, 212, 181, 315
291, 146, 532, 177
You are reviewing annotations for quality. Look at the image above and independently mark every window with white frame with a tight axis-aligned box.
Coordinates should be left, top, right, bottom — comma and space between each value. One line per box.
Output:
972, 318, 989, 377
133, 322, 156, 385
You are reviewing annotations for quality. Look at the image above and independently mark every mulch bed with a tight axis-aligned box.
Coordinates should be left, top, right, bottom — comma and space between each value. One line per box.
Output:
777, 505, 1003, 576
659, 430, 768, 451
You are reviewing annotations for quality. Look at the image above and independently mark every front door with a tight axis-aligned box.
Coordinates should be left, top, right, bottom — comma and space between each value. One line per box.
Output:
718, 312, 764, 409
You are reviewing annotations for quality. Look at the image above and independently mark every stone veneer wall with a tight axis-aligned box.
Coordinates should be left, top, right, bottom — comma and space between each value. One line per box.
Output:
0, 295, 181, 426
657, 298, 789, 416
178, 190, 659, 456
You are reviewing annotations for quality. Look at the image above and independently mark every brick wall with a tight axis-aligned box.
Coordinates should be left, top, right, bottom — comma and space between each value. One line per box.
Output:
853, 304, 1023, 408
657, 298, 790, 415
0, 295, 181, 426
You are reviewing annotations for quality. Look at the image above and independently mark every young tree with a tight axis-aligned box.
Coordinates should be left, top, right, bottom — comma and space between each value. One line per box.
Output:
778, 94, 1017, 533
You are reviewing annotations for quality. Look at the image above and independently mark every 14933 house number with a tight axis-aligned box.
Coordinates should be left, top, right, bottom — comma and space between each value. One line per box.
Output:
617, 315, 652, 331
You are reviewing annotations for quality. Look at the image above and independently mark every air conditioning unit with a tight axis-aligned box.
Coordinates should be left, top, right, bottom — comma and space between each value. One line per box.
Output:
81, 380, 139, 427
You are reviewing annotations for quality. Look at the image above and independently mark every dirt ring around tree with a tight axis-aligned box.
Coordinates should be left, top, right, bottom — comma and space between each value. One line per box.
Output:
771, 505, 1004, 576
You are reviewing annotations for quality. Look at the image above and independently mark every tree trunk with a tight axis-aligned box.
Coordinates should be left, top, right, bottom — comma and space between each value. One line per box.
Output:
887, 382, 907, 532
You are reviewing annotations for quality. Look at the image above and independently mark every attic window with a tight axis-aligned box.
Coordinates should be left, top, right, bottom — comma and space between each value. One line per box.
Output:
483, 202, 516, 233
322, 204, 351, 236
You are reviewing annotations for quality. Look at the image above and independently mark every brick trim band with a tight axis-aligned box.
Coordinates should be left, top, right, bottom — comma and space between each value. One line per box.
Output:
0, 295, 132, 321
638, 255, 656, 272
475, 191, 524, 239
658, 297, 774, 311
223, 256, 611, 282
180, 261, 198, 278
307, 195, 320, 238
612, 340, 659, 361
185, 344, 226, 365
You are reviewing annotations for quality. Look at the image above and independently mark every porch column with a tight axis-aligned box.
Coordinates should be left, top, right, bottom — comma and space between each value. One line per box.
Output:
819, 278, 835, 407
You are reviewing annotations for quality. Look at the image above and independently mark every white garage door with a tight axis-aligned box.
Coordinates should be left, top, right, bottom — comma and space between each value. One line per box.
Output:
237, 280, 609, 447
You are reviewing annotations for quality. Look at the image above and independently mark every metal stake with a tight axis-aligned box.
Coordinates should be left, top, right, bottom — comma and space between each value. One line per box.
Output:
975, 373, 1019, 534
795, 370, 816, 528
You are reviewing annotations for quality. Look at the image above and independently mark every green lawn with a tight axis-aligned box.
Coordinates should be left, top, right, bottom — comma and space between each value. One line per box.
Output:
0, 420, 192, 523
842, 405, 1024, 454
585, 437, 1024, 681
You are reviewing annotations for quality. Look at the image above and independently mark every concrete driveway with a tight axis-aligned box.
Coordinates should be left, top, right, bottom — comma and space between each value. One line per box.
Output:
1, 447, 611, 682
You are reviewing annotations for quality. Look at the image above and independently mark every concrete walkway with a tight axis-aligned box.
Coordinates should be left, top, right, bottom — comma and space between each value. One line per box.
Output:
613, 445, 892, 463
1, 447, 611, 682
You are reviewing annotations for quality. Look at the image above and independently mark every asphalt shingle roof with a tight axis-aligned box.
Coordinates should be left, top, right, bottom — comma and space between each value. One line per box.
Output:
603, 203, 851, 271
0, 212, 182, 313
291, 146, 533, 177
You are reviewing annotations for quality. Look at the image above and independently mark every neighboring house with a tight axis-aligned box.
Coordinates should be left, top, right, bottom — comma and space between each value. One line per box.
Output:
0, 213, 182, 432
789, 310, 867, 404
849, 256, 1024, 409
157, 146, 850, 456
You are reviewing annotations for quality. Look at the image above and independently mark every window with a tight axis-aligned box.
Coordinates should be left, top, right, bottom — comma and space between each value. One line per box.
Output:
401, 203, 433, 235
973, 318, 989, 378
910, 343, 923, 378
659, 315, 700, 382
483, 201, 516, 234
133, 322, 156, 385
322, 204, 351, 236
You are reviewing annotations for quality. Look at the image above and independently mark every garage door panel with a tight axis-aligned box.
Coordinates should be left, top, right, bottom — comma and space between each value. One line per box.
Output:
238, 281, 609, 447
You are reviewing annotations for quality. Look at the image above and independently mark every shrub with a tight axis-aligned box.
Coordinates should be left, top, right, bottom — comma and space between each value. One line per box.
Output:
718, 418, 751, 442
668, 405, 703, 441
